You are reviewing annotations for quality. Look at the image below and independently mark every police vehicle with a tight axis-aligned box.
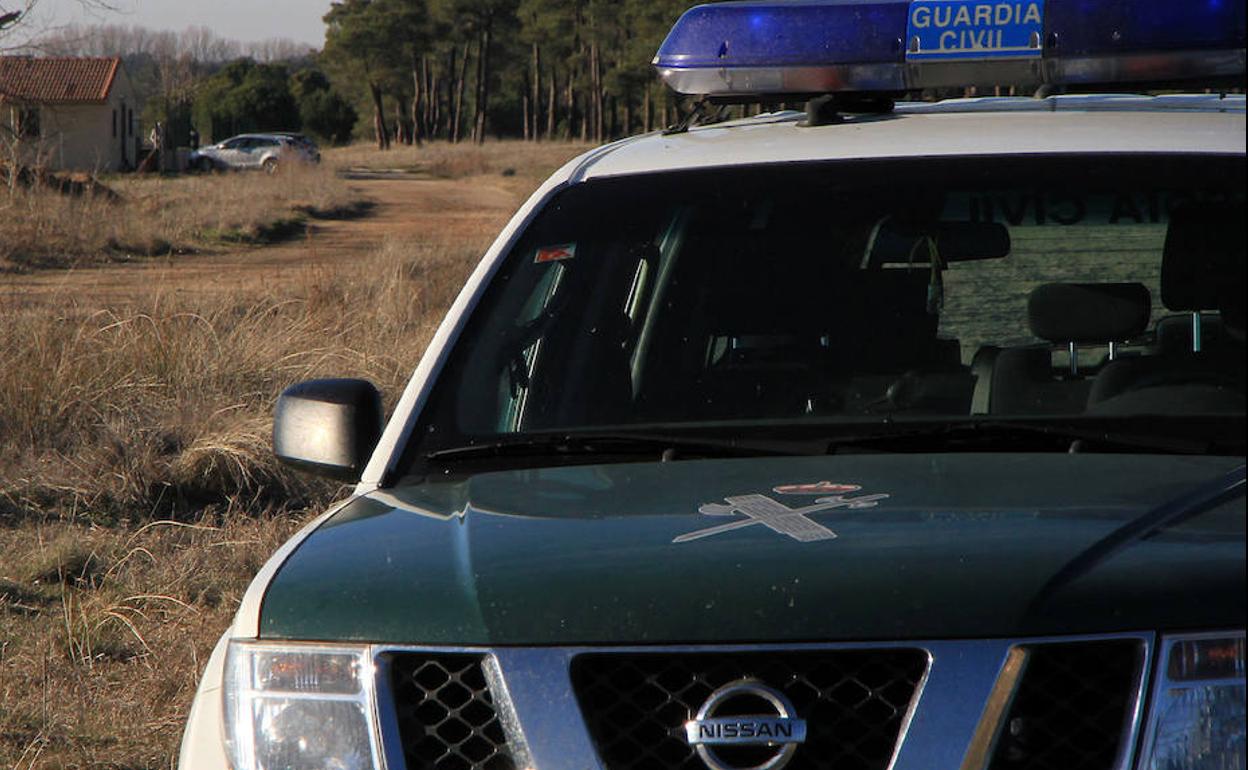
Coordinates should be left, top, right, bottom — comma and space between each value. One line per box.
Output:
178, 1, 1246, 768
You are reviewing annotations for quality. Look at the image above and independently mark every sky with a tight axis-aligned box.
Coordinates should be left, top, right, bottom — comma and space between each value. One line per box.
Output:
28, 0, 335, 46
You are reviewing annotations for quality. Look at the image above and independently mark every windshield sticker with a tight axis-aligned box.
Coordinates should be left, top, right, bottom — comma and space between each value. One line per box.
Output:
535, 243, 577, 264
939, 190, 1241, 227
673, 484, 890, 544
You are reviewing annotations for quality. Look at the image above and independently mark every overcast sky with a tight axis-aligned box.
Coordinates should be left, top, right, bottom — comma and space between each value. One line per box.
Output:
31, 0, 334, 46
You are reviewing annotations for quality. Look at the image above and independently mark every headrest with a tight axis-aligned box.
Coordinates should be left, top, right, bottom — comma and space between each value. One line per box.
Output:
1028, 283, 1151, 343
1162, 204, 1246, 312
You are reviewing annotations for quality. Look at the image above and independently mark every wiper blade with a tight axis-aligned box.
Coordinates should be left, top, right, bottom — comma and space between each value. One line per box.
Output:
825, 419, 1217, 455
426, 432, 822, 463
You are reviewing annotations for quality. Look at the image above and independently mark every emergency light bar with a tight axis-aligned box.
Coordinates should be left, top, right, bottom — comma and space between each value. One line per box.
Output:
654, 0, 1246, 97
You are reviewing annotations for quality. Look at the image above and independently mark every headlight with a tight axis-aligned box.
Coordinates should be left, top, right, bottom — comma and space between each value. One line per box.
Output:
223, 641, 382, 770
1138, 632, 1245, 770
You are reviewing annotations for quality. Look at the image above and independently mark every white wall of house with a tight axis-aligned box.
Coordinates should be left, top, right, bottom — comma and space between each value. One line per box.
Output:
2, 67, 139, 173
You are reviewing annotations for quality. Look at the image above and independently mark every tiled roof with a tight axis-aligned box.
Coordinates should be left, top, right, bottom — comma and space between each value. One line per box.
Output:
0, 56, 120, 104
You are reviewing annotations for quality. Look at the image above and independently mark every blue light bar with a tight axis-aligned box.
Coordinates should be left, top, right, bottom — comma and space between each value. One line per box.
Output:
654, 0, 1246, 97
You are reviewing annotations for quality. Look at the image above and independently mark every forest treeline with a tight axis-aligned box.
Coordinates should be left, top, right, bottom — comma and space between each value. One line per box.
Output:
321, 0, 703, 148
31, 1, 711, 148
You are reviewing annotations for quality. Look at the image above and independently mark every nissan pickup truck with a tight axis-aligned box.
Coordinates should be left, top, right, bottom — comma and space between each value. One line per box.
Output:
179, 1, 1246, 769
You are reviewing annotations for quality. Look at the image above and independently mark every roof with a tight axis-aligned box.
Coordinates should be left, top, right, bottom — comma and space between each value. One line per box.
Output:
0, 56, 121, 105
573, 94, 1247, 182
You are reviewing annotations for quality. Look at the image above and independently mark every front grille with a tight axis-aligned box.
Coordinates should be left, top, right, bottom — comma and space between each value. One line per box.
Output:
387, 653, 515, 770
988, 639, 1144, 770
571, 649, 929, 770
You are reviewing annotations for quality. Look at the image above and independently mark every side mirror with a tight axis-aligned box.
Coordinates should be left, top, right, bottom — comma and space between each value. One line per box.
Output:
273, 379, 383, 481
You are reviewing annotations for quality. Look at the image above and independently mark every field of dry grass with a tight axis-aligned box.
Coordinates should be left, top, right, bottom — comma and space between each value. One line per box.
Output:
0, 163, 365, 272
0, 141, 588, 768
329, 139, 592, 183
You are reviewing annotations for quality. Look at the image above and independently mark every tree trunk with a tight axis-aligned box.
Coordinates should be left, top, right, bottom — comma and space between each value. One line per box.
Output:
370, 83, 390, 150
622, 91, 631, 138
546, 65, 557, 140
564, 73, 574, 141
479, 25, 492, 144
473, 20, 493, 145
521, 84, 531, 142
418, 55, 428, 138
413, 55, 426, 146
531, 43, 541, 141
590, 41, 603, 143
430, 59, 440, 139
471, 32, 483, 144
452, 44, 469, 143
444, 47, 456, 140
579, 94, 588, 142
643, 84, 651, 133
432, 71, 441, 138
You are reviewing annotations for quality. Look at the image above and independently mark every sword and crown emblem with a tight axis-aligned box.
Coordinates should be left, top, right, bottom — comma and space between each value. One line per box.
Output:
673, 481, 890, 544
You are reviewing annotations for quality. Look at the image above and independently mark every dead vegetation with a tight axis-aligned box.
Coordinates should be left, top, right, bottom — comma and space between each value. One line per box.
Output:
0, 162, 364, 271
0, 236, 484, 769
0, 141, 587, 768
1, 514, 305, 769
330, 138, 594, 182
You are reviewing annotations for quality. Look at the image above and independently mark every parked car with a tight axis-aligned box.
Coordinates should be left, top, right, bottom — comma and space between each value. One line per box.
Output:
189, 133, 319, 173
178, 2, 1245, 769
269, 132, 322, 162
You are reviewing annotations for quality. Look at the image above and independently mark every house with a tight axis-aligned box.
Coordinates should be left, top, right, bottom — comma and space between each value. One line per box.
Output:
0, 56, 139, 172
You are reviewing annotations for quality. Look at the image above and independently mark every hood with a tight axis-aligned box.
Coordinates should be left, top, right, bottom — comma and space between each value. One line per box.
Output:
259, 454, 1245, 645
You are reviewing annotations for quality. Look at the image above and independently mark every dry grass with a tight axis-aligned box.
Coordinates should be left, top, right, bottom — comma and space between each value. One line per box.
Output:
0, 236, 484, 768
0, 234, 483, 525
0, 163, 364, 272
0, 141, 586, 768
1, 513, 305, 769
328, 139, 594, 181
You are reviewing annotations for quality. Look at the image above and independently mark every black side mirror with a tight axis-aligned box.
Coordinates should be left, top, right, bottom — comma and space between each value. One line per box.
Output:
273, 379, 383, 481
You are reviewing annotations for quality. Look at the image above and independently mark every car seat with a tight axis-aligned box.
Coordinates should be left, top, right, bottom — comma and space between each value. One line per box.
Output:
1087, 204, 1245, 414
975, 282, 1151, 415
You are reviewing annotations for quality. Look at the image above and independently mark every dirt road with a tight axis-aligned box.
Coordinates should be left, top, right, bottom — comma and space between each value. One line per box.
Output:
1, 174, 522, 306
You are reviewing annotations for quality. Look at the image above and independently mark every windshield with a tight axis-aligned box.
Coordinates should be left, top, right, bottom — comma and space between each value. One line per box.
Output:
402, 155, 1245, 470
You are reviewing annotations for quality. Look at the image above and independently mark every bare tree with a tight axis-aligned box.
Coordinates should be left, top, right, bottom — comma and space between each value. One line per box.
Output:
181, 25, 239, 63
33, 22, 253, 64
244, 38, 312, 63
0, 0, 122, 53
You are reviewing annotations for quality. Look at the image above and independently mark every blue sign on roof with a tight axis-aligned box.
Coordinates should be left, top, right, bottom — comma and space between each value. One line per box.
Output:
905, 0, 1044, 60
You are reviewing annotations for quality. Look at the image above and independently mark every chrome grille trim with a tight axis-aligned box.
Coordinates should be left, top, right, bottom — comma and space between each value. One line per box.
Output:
571, 648, 931, 770
968, 638, 1151, 770
367, 632, 1153, 770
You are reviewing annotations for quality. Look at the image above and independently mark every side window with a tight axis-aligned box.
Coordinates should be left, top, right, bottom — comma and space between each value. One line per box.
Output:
15, 107, 40, 139
499, 264, 566, 431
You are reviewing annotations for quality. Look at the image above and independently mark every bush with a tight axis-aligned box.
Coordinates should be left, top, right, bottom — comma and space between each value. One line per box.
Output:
194, 59, 300, 141
298, 87, 358, 146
